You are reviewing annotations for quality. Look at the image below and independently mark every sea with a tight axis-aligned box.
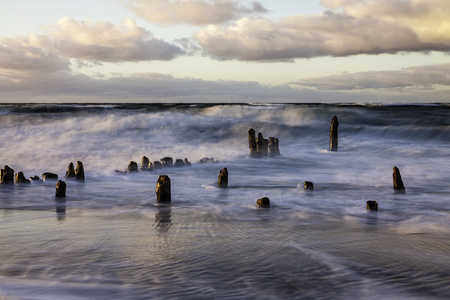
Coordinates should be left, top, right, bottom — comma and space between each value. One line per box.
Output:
0, 103, 449, 299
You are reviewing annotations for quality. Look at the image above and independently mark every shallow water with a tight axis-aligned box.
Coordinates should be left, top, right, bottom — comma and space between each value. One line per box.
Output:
0, 103, 449, 299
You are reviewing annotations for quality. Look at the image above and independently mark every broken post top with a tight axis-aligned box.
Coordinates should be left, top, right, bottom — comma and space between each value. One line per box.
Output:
331, 116, 339, 125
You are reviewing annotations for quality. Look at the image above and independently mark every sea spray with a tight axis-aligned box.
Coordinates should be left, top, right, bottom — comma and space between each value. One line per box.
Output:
0, 103, 449, 299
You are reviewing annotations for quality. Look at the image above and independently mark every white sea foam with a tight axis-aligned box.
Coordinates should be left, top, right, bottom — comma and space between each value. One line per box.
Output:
0, 103, 449, 299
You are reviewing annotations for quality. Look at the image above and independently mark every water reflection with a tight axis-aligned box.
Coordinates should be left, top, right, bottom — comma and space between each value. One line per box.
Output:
365, 210, 379, 229
55, 198, 66, 222
155, 205, 172, 233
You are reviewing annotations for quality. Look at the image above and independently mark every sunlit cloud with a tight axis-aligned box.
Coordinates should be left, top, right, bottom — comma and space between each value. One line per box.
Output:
321, 0, 450, 43
123, 0, 267, 25
2, 18, 184, 63
195, 0, 450, 61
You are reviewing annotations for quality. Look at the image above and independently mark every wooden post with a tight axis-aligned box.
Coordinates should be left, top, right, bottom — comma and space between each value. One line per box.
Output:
393, 166, 405, 193
218, 167, 228, 188
0, 165, 15, 184
15, 171, 30, 184
366, 200, 378, 211
66, 162, 75, 178
248, 128, 258, 158
256, 197, 270, 208
55, 180, 66, 198
156, 175, 171, 203
304, 181, 314, 190
75, 161, 85, 181
174, 159, 185, 167
141, 156, 151, 171
127, 161, 138, 173
269, 137, 280, 156
161, 157, 173, 168
256, 133, 268, 156
330, 116, 339, 151
42, 172, 58, 182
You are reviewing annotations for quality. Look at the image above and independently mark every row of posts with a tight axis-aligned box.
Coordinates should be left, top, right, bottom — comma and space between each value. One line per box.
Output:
153, 165, 405, 209
0, 161, 84, 186
3, 163, 406, 211
248, 129, 280, 157
248, 115, 340, 156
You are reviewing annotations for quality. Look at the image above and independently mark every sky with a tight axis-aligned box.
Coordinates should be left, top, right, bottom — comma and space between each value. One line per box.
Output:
0, 0, 449, 103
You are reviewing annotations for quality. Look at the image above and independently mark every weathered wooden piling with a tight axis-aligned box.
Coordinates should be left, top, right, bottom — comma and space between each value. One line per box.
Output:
55, 180, 66, 198
184, 158, 191, 166
248, 128, 257, 157
174, 159, 185, 168
75, 161, 85, 181
256, 197, 270, 208
0, 165, 15, 184
127, 161, 138, 173
141, 156, 151, 171
42, 172, 58, 182
66, 162, 76, 178
153, 161, 162, 169
161, 157, 173, 168
304, 181, 314, 190
15, 171, 30, 184
366, 200, 378, 211
268, 137, 280, 156
249, 129, 280, 158
330, 116, 339, 151
393, 166, 405, 193
218, 167, 228, 188
256, 133, 269, 156
156, 175, 171, 203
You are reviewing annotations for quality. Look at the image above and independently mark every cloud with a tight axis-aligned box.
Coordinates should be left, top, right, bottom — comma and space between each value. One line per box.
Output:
2, 17, 184, 63
195, 0, 450, 61
0, 68, 348, 103
321, 0, 450, 44
291, 63, 450, 91
1, 61, 447, 103
124, 0, 267, 25
0, 43, 70, 80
